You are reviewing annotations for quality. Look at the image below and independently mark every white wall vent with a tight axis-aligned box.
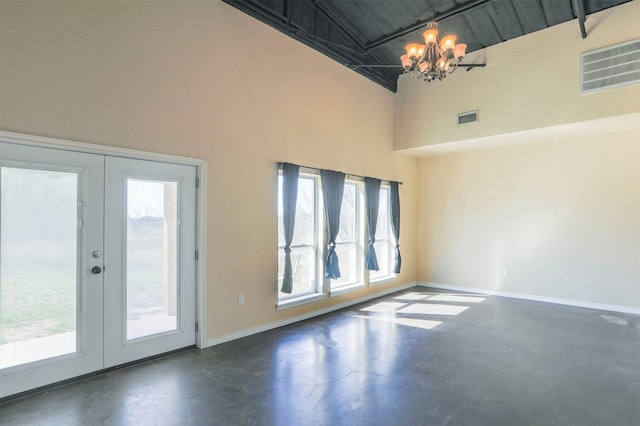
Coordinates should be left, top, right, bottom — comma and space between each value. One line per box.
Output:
457, 110, 478, 125
581, 39, 640, 94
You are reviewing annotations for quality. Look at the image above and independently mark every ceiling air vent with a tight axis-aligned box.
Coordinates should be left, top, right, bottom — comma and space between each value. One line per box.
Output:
457, 110, 478, 125
581, 39, 640, 94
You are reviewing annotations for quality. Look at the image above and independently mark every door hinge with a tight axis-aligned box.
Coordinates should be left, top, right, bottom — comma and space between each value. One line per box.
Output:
195, 322, 199, 332
195, 250, 199, 261
77, 219, 83, 228
196, 177, 200, 189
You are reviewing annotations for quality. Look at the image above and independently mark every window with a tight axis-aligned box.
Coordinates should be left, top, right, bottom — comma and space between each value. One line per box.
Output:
277, 174, 321, 301
277, 168, 396, 307
332, 181, 364, 291
370, 184, 395, 282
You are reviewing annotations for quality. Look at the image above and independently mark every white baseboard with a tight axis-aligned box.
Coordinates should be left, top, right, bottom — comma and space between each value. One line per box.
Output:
204, 281, 638, 348
204, 282, 417, 347
418, 282, 640, 315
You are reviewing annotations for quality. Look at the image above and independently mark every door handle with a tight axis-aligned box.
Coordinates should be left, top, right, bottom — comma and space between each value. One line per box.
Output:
91, 266, 102, 274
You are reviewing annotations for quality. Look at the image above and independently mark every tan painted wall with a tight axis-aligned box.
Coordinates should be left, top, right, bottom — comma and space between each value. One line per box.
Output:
0, 0, 417, 340
418, 126, 640, 308
395, 0, 640, 150
407, 1, 640, 308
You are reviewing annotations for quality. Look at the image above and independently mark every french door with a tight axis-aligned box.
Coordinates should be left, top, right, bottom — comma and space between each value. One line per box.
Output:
0, 142, 196, 397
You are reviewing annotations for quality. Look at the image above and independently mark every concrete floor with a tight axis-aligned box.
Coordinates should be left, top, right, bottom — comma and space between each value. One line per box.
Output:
1, 288, 639, 426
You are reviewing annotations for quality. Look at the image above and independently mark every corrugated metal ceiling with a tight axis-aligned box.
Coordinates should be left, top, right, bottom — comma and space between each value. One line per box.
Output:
223, 0, 633, 92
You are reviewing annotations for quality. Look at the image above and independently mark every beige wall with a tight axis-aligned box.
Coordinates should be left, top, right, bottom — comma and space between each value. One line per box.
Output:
396, 0, 640, 309
418, 125, 640, 308
0, 0, 417, 340
395, 0, 640, 151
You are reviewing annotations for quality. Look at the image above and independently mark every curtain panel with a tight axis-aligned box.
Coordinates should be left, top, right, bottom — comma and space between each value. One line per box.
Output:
390, 181, 401, 273
280, 163, 299, 293
364, 177, 381, 271
320, 169, 345, 279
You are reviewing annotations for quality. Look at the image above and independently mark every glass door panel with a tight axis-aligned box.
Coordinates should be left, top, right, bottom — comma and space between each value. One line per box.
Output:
104, 156, 195, 368
0, 167, 79, 368
126, 179, 179, 340
0, 141, 104, 398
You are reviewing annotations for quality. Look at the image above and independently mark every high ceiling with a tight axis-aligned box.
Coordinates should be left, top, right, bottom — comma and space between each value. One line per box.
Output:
223, 0, 632, 92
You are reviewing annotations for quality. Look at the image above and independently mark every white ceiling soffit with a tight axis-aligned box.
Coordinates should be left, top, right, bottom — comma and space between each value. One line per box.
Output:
398, 112, 640, 157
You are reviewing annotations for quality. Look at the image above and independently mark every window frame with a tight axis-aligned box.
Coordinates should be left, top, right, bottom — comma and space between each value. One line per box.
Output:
276, 172, 325, 308
369, 184, 396, 285
329, 179, 365, 295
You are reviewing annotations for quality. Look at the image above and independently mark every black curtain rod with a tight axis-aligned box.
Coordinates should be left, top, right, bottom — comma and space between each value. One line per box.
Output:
277, 162, 403, 185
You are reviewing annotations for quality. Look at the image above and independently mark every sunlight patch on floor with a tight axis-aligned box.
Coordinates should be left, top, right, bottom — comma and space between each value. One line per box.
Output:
356, 292, 485, 331
355, 314, 442, 330
428, 294, 485, 303
360, 302, 408, 313
397, 303, 469, 316
391, 292, 429, 301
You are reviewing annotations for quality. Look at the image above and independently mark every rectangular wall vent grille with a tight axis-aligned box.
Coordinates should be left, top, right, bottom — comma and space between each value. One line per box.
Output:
457, 111, 478, 125
581, 39, 640, 94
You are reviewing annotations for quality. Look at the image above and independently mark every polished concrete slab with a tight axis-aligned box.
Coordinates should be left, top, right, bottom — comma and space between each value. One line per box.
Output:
1, 288, 639, 425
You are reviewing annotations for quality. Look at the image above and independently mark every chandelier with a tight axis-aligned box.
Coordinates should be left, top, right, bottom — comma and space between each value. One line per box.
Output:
400, 22, 467, 82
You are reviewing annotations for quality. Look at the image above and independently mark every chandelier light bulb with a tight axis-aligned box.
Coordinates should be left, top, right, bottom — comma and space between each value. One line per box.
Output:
440, 35, 457, 51
422, 22, 439, 44
405, 43, 422, 58
423, 29, 438, 44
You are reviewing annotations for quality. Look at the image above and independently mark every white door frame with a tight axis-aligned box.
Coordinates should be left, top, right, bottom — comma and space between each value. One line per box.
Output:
0, 130, 208, 350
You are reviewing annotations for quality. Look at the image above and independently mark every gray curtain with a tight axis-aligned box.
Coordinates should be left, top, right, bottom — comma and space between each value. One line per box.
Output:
281, 163, 299, 293
364, 177, 381, 271
320, 169, 345, 279
390, 181, 401, 273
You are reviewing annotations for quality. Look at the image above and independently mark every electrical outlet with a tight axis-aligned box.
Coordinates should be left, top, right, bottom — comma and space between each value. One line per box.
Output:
238, 294, 245, 305
503, 268, 509, 277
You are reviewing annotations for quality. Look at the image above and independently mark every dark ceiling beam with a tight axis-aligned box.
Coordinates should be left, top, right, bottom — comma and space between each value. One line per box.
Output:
222, 0, 396, 91
311, 0, 366, 51
291, 29, 366, 56
284, 0, 291, 29
351, 63, 486, 70
352, 65, 403, 69
309, 1, 400, 82
571, 0, 588, 39
224, 0, 362, 55
291, 31, 395, 91
227, 0, 286, 25
538, 0, 551, 27
364, 0, 494, 52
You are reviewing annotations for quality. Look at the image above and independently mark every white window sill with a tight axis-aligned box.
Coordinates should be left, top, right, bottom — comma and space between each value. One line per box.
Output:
370, 275, 397, 287
277, 292, 326, 310
330, 283, 365, 297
